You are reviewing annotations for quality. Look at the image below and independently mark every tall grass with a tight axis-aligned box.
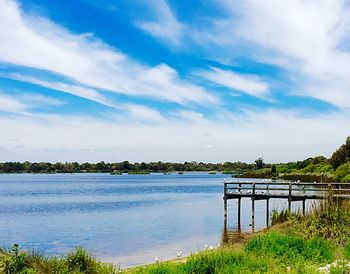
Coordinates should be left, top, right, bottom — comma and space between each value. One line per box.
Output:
0, 245, 119, 274
132, 249, 291, 274
286, 200, 350, 245
270, 209, 301, 226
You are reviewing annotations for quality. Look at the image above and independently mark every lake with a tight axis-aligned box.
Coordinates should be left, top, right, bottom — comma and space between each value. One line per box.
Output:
0, 173, 291, 268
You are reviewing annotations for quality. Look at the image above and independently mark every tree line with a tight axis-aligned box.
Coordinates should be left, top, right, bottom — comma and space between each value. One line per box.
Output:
0, 160, 259, 174
1, 137, 349, 181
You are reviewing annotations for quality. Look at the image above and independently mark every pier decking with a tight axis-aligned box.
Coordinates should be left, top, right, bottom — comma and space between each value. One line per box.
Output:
223, 181, 350, 232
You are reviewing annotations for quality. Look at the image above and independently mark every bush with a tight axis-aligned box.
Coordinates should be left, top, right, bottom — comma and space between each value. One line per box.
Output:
1, 244, 31, 274
334, 162, 350, 182
342, 174, 350, 183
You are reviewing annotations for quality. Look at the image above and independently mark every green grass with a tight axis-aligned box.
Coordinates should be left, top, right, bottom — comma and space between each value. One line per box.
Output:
245, 232, 335, 265
0, 246, 119, 274
129, 234, 335, 274
130, 248, 293, 274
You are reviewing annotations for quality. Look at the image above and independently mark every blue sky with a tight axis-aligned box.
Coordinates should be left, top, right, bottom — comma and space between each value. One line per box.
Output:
0, 0, 350, 163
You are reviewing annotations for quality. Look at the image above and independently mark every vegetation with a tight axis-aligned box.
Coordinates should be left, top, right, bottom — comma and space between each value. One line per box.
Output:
0, 161, 256, 174
128, 199, 350, 273
0, 246, 118, 274
235, 136, 350, 182
279, 201, 350, 246
1, 137, 350, 183
1, 205, 349, 274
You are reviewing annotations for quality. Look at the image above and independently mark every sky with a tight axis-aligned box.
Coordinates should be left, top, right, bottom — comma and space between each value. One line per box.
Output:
0, 0, 350, 163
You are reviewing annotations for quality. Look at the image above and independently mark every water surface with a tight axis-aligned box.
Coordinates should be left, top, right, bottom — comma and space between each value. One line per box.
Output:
0, 173, 287, 268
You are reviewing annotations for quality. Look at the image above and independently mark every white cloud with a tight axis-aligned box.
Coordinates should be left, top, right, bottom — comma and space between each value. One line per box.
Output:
0, 110, 348, 162
172, 110, 208, 124
0, 92, 62, 114
0, 94, 27, 113
136, 0, 184, 46
7, 73, 116, 108
192, 0, 350, 108
199, 67, 270, 98
0, 0, 216, 105
18, 93, 64, 107
120, 104, 166, 124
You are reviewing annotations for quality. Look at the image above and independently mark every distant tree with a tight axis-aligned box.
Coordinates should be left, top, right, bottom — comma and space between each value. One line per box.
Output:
271, 164, 277, 175
330, 137, 350, 169
312, 156, 327, 165
121, 161, 131, 171
255, 158, 265, 169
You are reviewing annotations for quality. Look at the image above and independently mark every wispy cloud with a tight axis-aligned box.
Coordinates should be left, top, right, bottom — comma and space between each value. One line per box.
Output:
0, 92, 63, 114
198, 67, 270, 99
190, 0, 350, 108
0, 0, 216, 105
0, 94, 27, 114
119, 104, 166, 124
7, 73, 115, 108
136, 0, 184, 46
0, 109, 348, 162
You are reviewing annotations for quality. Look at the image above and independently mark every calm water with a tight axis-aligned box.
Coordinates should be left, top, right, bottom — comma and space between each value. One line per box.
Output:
0, 173, 291, 268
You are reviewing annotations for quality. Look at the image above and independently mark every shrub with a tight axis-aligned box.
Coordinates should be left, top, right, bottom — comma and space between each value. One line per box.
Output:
341, 174, 350, 183
334, 162, 350, 182
1, 244, 31, 274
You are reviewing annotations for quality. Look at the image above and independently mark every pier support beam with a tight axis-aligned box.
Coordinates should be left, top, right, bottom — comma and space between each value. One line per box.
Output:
252, 183, 256, 233
224, 198, 227, 230
288, 182, 292, 211
302, 199, 305, 215
238, 198, 241, 231
224, 183, 227, 231
266, 198, 270, 227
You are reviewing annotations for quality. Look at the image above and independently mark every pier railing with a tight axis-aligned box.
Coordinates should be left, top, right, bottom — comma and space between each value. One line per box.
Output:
223, 181, 350, 232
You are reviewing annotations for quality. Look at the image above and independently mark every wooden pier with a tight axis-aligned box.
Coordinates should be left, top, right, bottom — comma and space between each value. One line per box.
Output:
223, 181, 350, 232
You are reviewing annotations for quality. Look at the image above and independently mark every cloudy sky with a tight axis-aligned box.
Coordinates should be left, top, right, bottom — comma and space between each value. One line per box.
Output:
0, 0, 349, 163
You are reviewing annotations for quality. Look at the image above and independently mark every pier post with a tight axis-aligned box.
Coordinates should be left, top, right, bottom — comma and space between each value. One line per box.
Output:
288, 182, 292, 211
328, 183, 333, 204
266, 198, 270, 227
302, 199, 305, 215
266, 183, 269, 227
224, 183, 227, 231
238, 183, 242, 231
252, 183, 255, 233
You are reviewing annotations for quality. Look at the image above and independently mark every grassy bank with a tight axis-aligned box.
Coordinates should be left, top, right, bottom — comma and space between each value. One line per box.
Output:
127, 200, 350, 273
2, 200, 350, 273
0, 246, 119, 274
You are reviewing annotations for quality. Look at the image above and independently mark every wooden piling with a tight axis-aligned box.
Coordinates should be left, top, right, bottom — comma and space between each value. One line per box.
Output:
266, 198, 269, 227
238, 183, 242, 231
288, 182, 292, 211
238, 197, 241, 231
224, 183, 227, 230
252, 183, 256, 233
